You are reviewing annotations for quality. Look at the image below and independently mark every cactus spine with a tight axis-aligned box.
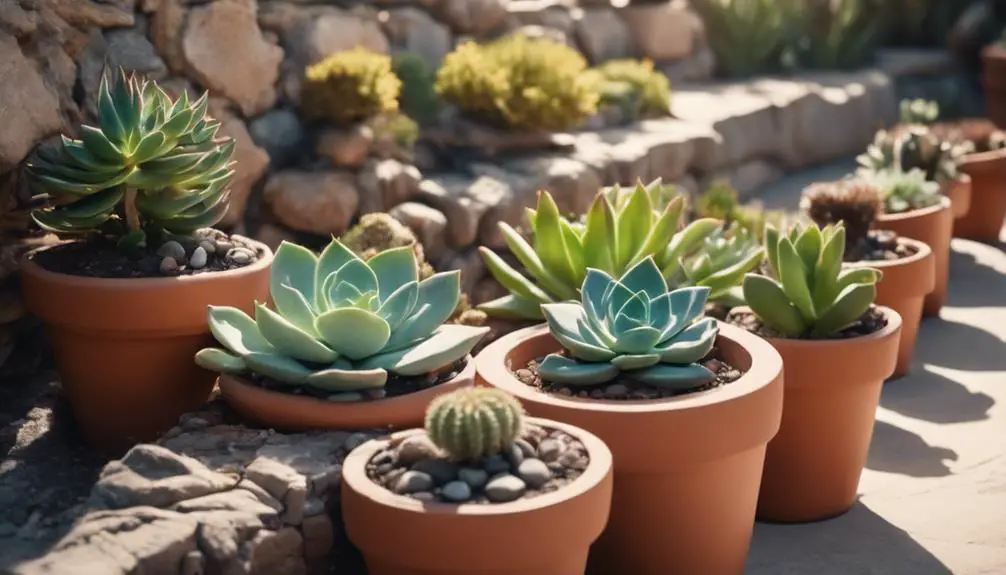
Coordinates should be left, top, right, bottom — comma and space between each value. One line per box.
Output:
424, 388, 525, 462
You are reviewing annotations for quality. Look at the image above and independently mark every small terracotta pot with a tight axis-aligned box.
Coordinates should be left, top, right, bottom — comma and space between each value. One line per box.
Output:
342, 418, 613, 575
476, 322, 783, 575
943, 174, 971, 220
875, 197, 952, 318
845, 237, 933, 379
982, 45, 1006, 129
20, 240, 273, 453
218, 357, 476, 431
956, 147, 1006, 242
743, 305, 903, 523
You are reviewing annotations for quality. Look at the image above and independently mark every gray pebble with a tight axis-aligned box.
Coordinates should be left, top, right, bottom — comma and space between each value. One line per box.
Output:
441, 480, 472, 502
517, 458, 551, 488
157, 240, 186, 261
198, 240, 217, 254
515, 438, 536, 458
412, 491, 435, 502
458, 467, 489, 489
483, 453, 511, 475
604, 383, 630, 397
159, 256, 180, 274
484, 474, 526, 503
189, 246, 208, 269
397, 435, 440, 466
227, 248, 254, 265
365, 388, 386, 399
412, 458, 458, 485
215, 240, 235, 253
327, 392, 363, 403
506, 444, 525, 468
393, 470, 434, 495
537, 439, 564, 462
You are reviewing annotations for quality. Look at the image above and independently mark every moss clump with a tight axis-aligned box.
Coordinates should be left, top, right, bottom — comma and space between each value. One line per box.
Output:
435, 34, 600, 131
586, 59, 671, 120
340, 212, 432, 278
393, 53, 441, 126
300, 48, 401, 125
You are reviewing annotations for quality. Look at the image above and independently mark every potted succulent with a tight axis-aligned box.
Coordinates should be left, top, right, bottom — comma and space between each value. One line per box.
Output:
801, 180, 933, 378
858, 169, 953, 317
19, 69, 273, 451
950, 126, 1006, 242
728, 222, 902, 522
194, 238, 490, 430
476, 257, 783, 574
982, 32, 1006, 128
341, 387, 613, 575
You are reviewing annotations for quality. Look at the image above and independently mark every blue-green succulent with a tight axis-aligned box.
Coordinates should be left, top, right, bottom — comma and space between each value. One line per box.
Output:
537, 256, 719, 390
195, 239, 490, 391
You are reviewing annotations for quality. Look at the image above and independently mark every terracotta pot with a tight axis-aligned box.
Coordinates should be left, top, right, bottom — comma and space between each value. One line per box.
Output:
218, 357, 476, 431
875, 197, 952, 318
846, 237, 933, 379
943, 174, 971, 220
956, 147, 1006, 242
982, 45, 1006, 129
476, 322, 783, 575
342, 418, 613, 575
20, 240, 273, 453
747, 305, 902, 523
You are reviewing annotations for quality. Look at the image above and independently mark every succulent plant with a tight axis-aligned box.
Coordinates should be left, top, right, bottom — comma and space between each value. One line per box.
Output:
899, 98, 940, 126
26, 68, 234, 249
424, 387, 525, 461
300, 48, 401, 125
860, 168, 942, 214
795, 0, 883, 70
800, 179, 882, 252
478, 181, 720, 320
435, 34, 599, 131
585, 59, 672, 120
194, 239, 489, 391
392, 52, 442, 127
743, 223, 882, 338
690, 0, 797, 77
857, 127, 967, 183
695, 181, 740, 221
671, 223, 764, 307
537, 257, 718, 389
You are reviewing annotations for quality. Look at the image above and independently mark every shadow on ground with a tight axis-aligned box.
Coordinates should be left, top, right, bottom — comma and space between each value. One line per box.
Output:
913, 317, 1006, 372
944, 241, 1006, 309
866, 420, 958, 478
881, 366, 994, 424
747, 502, 953, 574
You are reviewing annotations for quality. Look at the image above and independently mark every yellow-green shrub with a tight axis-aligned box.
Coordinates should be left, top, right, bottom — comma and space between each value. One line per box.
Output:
586, 59, 671, 119
300, 48, 401, 125
435, 34, 599, 131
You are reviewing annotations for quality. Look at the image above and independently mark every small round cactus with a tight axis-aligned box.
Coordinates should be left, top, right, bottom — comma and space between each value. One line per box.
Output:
424, 388, 525, 462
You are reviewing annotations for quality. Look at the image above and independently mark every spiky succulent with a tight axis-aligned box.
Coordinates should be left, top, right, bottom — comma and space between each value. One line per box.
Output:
899, 98, 940, 126
194, 239, 489, 391
857, 127, 967, 183
26, 68, 234, 248
478, 181, 720, 320
425, 387, 524, 462
861, 168, 942, 214
538, 257, 719, 390
800, 179, 882, 249
671, 223, 764, 307
743, 223, 881, 338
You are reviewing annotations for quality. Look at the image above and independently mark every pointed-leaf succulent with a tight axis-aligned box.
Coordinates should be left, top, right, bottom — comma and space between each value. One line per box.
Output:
860, 168, 942, 214
195, 239, 490, 392
742, 223, 881, 338
670, 223, 764, 306
537, 257, 719, 390
857, 126, 967, 184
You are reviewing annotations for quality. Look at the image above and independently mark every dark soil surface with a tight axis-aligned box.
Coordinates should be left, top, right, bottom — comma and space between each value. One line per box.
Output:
728, 305, 889, 340
515, 350, 744, 401
847, 229, 916, 263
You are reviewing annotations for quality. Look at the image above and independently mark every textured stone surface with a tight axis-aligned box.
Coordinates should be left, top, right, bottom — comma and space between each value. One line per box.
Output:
0, 32, 63, 172
264, 171, 359, 236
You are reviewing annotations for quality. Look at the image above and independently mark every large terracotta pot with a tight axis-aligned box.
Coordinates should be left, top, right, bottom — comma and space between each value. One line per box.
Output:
342, 418, 613, 575
20, 240, 273, 453
747, 306, 903, 523
982, 45, 1006, 129
218, 357, 476, 431
956, 147, 1006, 242
476, 321, 783, 575
944, 174, 971, 220
846, 237, 933, 379
875, 197, 952, 318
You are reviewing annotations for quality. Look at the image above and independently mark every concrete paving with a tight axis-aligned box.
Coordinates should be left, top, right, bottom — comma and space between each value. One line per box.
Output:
745, 162, 1006, 574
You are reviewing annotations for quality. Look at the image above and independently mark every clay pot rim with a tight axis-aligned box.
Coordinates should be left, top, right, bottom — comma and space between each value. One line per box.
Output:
845, 236, 931, 271
730, 304, 903, 351
341, 416, 613, 516
982, 44, 1006, 59
877, 195, 951, 223
475, 320, 782, 414
960, 147, 1006, 170
20, 236, 274, 289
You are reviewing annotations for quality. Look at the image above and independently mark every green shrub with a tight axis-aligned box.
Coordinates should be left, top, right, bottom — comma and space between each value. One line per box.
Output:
586, 59, 671, 120
690, 0, 796, 77
392, 53, 441, 126
435, 34, 599, 131
300, 48, 401, 125
793, 0, 883, 70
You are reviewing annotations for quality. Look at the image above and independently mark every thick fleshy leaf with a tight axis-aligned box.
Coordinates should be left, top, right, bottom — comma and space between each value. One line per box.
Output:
653, 318, 718, 364
612, 291, 649, 337
576, 316, 614, 349
614, 184, 653, 269
254, 303, 338, 364
329, 280, 364, 310
610, 353, 661, 370
541, 302, 617, 362
383, 271, 461, 350
305, 366, 388, 391
647, 291, 672, 332
537, 354, 619, 386
358, 324, 489, 376
532, 191, 578, 286
794, 224, 822, 274
630, 195, 685, 268
777, 238, 816, 322
315, 308, 391, 360
476, 294, 544, 320
377, 281, 419, 331
603, 280, 635, 326
625, 363, 716, 390
811, 283, 876, 337
499, 224, 578, 301
207, 306, 274, 356
657, 287, 711, 342
659, 218, 719, 278
610, 325, 662, 355
743, 274, 807, 337
274, 284, 318, 335
244, 352, 312, 385
334, 258, 378, 297
560, 218, 586, 286
581, 268, 615, 337
479, 246, 554, 304
314, 239, 358, 302
581, 195, 617, 274
272, 242, 319, 316
367, 246, 418, 303
764, 225, 782, 278
194, 348, 247, 374
619, 257, 668, 301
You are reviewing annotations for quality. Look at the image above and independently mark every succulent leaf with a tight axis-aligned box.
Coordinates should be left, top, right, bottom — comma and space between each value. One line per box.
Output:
194, 348, 247, 374
357, 324, 490, 375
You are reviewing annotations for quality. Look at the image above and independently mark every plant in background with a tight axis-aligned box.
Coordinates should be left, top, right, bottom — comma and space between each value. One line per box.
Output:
26, 68, 234, 250
743, 223, 881, 338
690, 0, 797, 77
425, 387, 524, 461
859, 168, 943, 214
537, 257, 718, 390
899, 98, 940, 126
478, 181, 720, 320
794, 0, 883, 70
695, 181, 740, 221
671, 223, 764, 306
856, 126, 967, 183
882, 0, 974, 47
585, 59, 672, 120
369, 113, 420, 150
435, 34, 600, 131
392, 52, 442, 126
194, 239, 489, 391
601, 179, 685, 213
800, 179, 883, 260
930, 119, 1006, 153
300, 48, 401, 125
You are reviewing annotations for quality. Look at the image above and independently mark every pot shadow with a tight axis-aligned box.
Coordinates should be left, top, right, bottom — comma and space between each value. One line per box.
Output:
913, 317, 1006, 372
942, 239, 1006, 308
866, 420, 958, 478
747, 502, 952, 574
881, 367, 995, 424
